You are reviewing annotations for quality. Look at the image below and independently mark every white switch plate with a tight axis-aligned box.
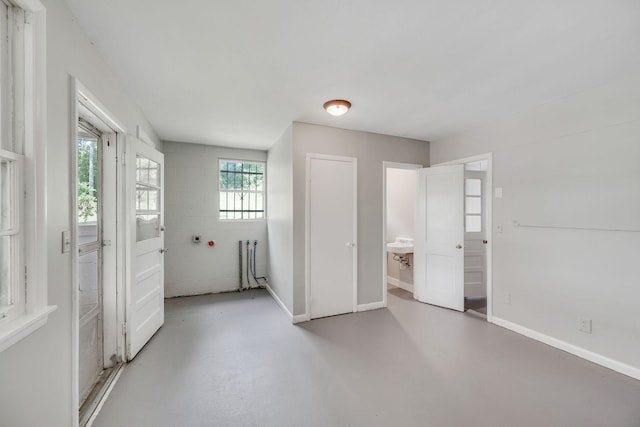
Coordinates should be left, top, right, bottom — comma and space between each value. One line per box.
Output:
495, 187, 503, 198
62, 230, 71, 253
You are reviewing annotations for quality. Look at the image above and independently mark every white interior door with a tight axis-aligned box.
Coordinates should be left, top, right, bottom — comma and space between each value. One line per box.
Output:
127, 140, 164, 360
414, 164, 465, 311
308, 155, 357, 319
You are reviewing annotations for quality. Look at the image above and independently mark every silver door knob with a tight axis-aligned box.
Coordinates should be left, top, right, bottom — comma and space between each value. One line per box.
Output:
456, 244, 462, 249
159, 248, 168, 254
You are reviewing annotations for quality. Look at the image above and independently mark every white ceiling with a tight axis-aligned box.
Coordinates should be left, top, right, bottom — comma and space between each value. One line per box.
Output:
65, 0, 640, 150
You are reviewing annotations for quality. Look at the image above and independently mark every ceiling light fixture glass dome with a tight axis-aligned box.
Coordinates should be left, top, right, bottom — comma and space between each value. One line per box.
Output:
323, 99, 351, 116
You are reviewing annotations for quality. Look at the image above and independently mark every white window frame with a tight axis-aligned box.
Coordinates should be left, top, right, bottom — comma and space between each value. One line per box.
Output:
218, 158, 266, 221
0, 0, 54, 353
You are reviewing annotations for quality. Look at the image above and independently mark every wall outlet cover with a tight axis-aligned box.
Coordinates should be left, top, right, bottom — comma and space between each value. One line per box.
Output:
579, 317, 592, 334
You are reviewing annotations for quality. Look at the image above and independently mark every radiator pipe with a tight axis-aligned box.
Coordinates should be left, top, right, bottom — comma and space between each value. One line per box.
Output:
238, 240, 243, 291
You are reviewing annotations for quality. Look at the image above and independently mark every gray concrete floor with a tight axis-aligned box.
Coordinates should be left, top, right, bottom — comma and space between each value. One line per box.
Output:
93, 288, 640, 427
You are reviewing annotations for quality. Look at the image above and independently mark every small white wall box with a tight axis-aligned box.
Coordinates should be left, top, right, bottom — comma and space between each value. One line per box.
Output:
193, 235, 202, 243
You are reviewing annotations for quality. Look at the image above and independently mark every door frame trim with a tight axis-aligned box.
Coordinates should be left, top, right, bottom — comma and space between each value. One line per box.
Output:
431, 153, 493, 322
305, 153, 358, 319
382, 162, 423, 308
70, 78, 127, 427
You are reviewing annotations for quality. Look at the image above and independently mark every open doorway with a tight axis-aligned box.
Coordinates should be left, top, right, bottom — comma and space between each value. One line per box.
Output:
382, 155, 493, 322
72, 81, 127, 426
382, 162, 421, 305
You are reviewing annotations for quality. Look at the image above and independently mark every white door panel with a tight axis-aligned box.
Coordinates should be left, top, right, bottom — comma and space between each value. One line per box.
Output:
308, 156, 356, 319
127, 140, 164, 360
414, 164, 464, 311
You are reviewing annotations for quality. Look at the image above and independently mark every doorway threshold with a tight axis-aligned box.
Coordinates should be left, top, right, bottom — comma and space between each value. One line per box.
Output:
80, 363, 125, 427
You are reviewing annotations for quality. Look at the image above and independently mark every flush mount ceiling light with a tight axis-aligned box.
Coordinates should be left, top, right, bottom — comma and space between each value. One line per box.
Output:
323, 99, 351, 116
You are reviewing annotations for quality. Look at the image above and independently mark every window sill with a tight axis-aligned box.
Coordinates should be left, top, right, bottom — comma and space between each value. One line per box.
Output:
0, 305, 57, 353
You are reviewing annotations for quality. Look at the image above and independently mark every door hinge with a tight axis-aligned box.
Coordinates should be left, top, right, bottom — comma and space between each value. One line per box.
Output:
122, 322, 127, 335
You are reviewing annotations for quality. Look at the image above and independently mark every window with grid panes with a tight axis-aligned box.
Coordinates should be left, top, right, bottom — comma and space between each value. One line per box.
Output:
219, 160, 265, 220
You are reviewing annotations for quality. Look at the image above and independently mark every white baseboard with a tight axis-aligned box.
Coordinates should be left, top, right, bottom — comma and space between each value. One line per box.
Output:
265, 284, 293, 321
357, 301, 386, 312
387, 276, 413, 293
292, 314, 310, 324
492, 317, 640, 381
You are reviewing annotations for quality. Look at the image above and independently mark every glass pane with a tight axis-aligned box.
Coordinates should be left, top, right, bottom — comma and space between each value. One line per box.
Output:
0, 235, 14, 308
136, 187, 159, 212
255, 173, 264, 191
219, 192, 227, 211
242, 162, 251, 172
466, 197, 481, 214
256, 193, 263, 211
465, 178, 481, 196
219, 171, 230, 189
77, 133, 100, 230
136, 155, 159, 187
0, 159, 13, 230
136, 215, 160, 242
78, 250, 99, 319
466, 215, 482, 232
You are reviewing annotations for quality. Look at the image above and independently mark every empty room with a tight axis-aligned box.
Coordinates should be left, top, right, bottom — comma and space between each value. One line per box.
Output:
0, 0, 639, 426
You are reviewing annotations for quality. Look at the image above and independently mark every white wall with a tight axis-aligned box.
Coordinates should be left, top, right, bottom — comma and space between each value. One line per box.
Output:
0, 0, 161, 425
386, 168, 416, 243
163, 141, 268, 297
291, 123, 429, 315
430, 72, 640, 375
386, 168, 416, 287
266, 126, 294, 313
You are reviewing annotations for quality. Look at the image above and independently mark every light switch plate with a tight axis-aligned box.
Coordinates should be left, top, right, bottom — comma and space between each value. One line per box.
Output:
495, 187, 503, 198
62, 230, 71, 253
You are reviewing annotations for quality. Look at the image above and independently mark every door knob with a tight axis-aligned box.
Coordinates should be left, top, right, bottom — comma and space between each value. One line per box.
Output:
482, 240, 488, 244
456, 244, 462, 249
159, 248, 168, 254
345, 242, 355, 248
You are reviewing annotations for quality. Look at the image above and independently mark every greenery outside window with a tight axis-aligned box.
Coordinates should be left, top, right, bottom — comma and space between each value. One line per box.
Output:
219, 159, 265, 220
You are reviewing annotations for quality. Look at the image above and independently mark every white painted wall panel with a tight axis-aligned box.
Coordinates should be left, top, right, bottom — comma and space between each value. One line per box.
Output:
163, 141, 268, 297
266, 126, 294, 314
430, 71, 640, 371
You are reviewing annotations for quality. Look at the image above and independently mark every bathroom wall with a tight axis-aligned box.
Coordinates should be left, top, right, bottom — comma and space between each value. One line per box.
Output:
386, 168, 417, 290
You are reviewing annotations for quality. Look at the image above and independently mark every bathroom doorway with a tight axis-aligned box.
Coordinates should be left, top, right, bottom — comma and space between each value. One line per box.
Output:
382, 162, 421, 306
382, 154, 493, 321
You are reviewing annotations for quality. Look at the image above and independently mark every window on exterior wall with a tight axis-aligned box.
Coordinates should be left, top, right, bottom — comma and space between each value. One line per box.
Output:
219, 159, 265, 220
0, 0, 52, 353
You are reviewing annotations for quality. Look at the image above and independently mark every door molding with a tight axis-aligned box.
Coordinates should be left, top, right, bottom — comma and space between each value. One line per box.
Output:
431, 153, 493, 322
70, 78, 126, 427
382, 162, 422, 308
305, 153, 358, 319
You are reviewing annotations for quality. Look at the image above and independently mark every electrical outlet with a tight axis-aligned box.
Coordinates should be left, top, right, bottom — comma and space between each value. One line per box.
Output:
579, 317, 592, 334
505, 293, 511, 305
496, 224, 503, 233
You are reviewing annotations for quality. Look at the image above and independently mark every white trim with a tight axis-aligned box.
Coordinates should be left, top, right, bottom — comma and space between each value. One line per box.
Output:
382, 161, 422, 307
136, 125, 154, 147
305, 153, 358, 320
265, 284, 293, 321
357, 301, 386, 312
386, 276, 413, 293
492, 317, 640, 381
85, 363, 125, 427
431, 153, 493, 322
292, 314, 310, 324
0, 305, 55, 352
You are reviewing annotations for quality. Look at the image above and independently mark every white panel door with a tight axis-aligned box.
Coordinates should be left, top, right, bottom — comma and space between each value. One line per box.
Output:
127, 140, 164, 360
414, 164, 465, 311
308, 155, 357, 319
